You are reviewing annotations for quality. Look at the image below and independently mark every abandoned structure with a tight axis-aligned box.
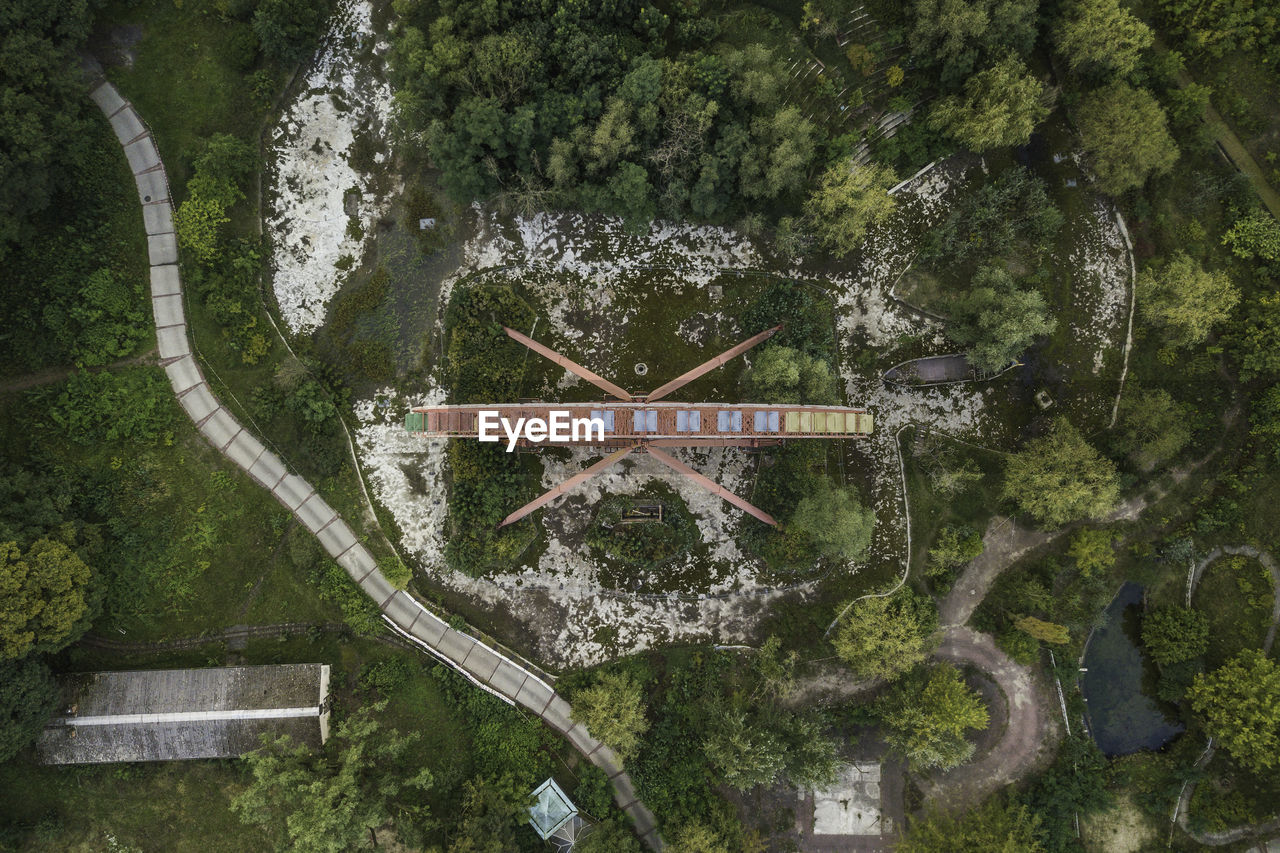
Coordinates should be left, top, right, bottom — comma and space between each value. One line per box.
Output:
37, 664, 331, 764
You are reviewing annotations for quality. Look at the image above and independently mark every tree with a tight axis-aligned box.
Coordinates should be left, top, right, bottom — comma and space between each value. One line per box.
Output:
1142, 607, 1209, 665
1002, 418, 1120, 527
702, 707, 785, 789
0, 539, 93, 660
1067, 527, 1116, 577
1189, 650, 1280, 774
1015, 615, 1071, 644
575, 820, 643, 853
1236, 294, 1280, 380
668, 823, 730, 853
1054, 0, 1153, 78
947, 266, 1055, 371
929, 55, 1051, 151
0, 655, 58, 762
926, 525, 984, 578
1222, 210, 1280, 262
1114, 388, 1193, 472
571, 671, 649, 763
741, 346, 838, 404
806, 160, 897, 257
832, 590, 939, 679
879, 664, 989, 771
174, 134, 255, 264
787, 481, 876, 563
1020, 735, 1112, 849
0, 0, 95, 256
253, 0, 330, 64
1076, 83, 1178, 195
909, 0, 1039, 83
899, 799, 1044, 852
1137, 254, 1239, 348
449, 774, 530, 853
232, 703, 434, 851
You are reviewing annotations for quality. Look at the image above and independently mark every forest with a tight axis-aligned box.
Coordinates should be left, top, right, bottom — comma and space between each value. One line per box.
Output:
2, 0, 1280, 849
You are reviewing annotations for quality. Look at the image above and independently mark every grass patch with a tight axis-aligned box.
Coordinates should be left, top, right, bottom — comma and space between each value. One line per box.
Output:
1193, 555, 1275, 669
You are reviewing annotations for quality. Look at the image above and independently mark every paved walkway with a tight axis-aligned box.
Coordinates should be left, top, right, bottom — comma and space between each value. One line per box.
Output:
84, 68, 662, 851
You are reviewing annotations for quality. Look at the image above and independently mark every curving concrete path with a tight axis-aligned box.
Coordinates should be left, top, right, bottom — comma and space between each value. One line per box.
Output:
84, 68, 662, 851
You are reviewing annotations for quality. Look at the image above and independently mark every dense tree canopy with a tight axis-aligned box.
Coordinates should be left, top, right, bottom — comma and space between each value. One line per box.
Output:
879, 664, 989, 770
741, 346, 838, 405
1114, 387, 1193, 472
1054, 0, 1153, 78
1137, 254, 1239, 348
805, 160, 897, 256
571, 670, 649, 763
232, 703, 434, 851
909, 0, 1041, 84
0, 539, 93, 660
0, 0, 95, 258
1002, 418, 1120, 527
947, 265, 1055, 371
787, 481, 876, 564
1076, 83, 1179, 194
1142, 607, 1209, 665
0, 655, 58, 762
929, 55, 1051, 151
832, 590, 939, 679
391, 4, 821, 225
1189, 650, 1280, 774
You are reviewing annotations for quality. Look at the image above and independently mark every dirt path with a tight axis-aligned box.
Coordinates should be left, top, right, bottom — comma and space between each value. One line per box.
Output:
919, 627, 1058, 810
0, 348, 158, 394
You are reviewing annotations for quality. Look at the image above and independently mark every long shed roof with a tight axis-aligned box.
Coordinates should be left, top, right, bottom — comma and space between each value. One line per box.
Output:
37, 664, 330, 764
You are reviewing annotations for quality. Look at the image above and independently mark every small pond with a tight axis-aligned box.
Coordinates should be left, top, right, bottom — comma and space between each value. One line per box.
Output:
1081, 582, 1184, 756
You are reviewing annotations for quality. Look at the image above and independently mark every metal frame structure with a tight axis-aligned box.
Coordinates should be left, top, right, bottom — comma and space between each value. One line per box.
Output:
406, 326, 873, 527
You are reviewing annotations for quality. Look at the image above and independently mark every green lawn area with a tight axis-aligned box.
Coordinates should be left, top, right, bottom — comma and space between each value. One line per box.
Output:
1193, 555, 1275, 670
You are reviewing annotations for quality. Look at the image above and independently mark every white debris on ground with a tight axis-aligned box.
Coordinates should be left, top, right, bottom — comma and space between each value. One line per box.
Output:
265, 0, 393, 334
349, 161, 1131, 665
1063, 199, 1131, 377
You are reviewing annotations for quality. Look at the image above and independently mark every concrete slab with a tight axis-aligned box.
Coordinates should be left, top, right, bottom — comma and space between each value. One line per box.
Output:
409, 612, 446, 645
224, 430, 266, 472
198, 408, 240, 451
164, 356, 202, 394
142, 201, 174, 236
179, 383, 218, 425
541, 697, 574, 733
811, 763, 882, 835
515, 678, 555, 713
383, 592, 420, 629
152, 293, 184, 329
486, 661, 527, 699
147, 232, 178, 266
356, 569, 395, 607
336, 545, 376, 581
89, 82, 126, 115
316, 517, 357, 559
272, 474, 313, 511
156, 324, 189, 359
433, 630, 476, 664
462, 644, 502, 681
564, 724, 596, 756
134, 170, 168, 205
108, 108, 145, 146
611, 772, 638, 806
123, 136, 161, 174
150, 264, 180, 297
296, 493, 336, 534
248, 452, 286, 490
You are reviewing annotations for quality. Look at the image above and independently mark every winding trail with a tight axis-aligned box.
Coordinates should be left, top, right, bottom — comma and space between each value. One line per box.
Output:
1173, 545, 1280, 846
84, 68, 663, 850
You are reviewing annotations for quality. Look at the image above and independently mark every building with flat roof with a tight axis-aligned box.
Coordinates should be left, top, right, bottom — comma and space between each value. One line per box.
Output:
37, 664, 330, 765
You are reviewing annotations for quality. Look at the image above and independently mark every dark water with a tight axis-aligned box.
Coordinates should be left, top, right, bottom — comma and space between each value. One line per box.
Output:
1081, 582, 1185, 756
